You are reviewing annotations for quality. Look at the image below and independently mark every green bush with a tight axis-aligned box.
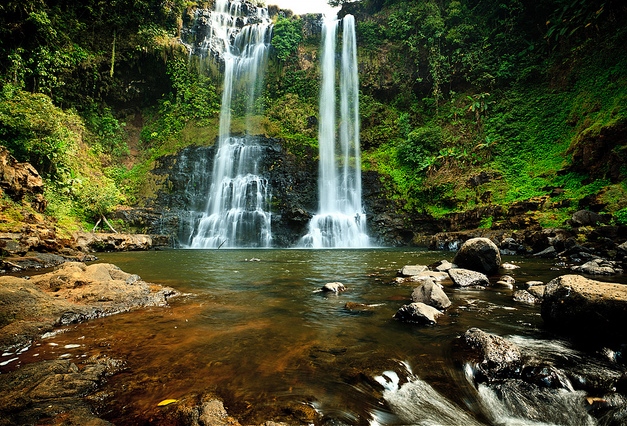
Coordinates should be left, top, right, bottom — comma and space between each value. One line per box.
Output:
397, 125, 443, 170
0, 84, 81, 178
271, 16, 303, 62
615, 208, 627, 226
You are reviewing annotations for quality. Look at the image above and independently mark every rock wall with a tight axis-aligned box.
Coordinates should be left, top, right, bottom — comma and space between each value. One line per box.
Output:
133, 137, 416, 247
136, 137, 320, 247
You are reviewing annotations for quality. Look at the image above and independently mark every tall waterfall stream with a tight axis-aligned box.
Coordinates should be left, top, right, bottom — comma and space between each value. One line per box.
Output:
300, 15, 369, 248
186, 0, 273, 248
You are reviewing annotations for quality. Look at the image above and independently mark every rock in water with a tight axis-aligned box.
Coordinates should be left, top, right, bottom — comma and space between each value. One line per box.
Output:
460, 328, 522, 380
541, 274, 627, 341
393, 302, 443, 325
448, 268, 489, 288
398, 265, 428, 277
322, 282, 346, 293
453, 237, 501, 274
411, 280, 451, 310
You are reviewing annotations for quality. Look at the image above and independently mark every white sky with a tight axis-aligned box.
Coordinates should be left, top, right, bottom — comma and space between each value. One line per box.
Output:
266, 0, 340, 16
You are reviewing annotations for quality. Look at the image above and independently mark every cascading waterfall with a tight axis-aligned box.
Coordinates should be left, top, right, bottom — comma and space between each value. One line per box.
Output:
300, 14, 369, 248
188, 0, 273, 248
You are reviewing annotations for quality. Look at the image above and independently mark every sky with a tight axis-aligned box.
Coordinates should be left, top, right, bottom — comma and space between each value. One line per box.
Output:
266, 0, 340, 16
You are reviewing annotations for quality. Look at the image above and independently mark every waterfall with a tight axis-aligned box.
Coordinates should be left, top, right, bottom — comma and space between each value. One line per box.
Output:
300, 14, 369, 248
188, 0, 273, 248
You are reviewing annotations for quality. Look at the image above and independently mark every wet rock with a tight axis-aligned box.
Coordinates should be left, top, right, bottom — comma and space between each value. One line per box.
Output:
448, 268, 489, 288
393, 302, 443, 325
0, 262, 178, 352
460, 328, 522, 380
542, 275, 627, 341
527, 285, 546, 300
398, 265, 428, 277
411, 280, 451, 310
171, 393, 239, 426
495, 275, 516, 289
571, 258, 622, 275
513, 290, 541, 305
322, 282, 345, 293
0, 356, 121, 425
452, 237, 501, 274
533, 246, 557, 258
406, 271, 450, 283
433, 259, 455, 272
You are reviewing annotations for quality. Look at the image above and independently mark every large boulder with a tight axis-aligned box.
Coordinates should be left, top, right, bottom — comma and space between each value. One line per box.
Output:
448, 268, 489, 287
393, 302, 443, 325
452, 237, 501, 274
74, 232, 161, 252
541, 275, 627, 340
571, 210, 604, 227
0, 146, 45, 208
411, 280, 451, 310
0, 262, 178, 351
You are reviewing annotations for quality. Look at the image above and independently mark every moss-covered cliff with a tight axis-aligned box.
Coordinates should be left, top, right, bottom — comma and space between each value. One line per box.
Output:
0, 0, 626, 245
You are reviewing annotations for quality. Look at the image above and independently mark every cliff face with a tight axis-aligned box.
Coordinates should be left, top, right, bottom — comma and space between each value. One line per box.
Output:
134, 137, 317, 247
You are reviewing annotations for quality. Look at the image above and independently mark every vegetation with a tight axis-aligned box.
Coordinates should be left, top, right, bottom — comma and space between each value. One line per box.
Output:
0, 0, 625, 236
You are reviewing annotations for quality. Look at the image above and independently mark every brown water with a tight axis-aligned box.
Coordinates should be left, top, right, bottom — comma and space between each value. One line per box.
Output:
3, 249, 626, 425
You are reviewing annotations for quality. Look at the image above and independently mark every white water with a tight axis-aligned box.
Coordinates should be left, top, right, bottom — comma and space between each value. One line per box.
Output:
301, 14, 369, 248
371, 362, 596, 426
189, 0, 273, 248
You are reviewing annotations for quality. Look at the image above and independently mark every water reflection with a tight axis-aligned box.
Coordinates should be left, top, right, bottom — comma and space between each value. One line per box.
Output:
3, 249, 625, 425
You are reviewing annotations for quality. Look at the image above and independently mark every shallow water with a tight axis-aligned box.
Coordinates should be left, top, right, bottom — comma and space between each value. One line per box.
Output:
3, 249, 626, 425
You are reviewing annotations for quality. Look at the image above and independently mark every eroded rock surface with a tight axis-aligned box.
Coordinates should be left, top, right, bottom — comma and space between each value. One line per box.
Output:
541, 274, 627, 341
0, 262, 178, 351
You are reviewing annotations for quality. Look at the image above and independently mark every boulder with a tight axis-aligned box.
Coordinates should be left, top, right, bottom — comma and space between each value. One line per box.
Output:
571, 258, 621, 275
452, 237, 501, 274
411, 280, 451, 310
571, 210, 604, 227
408, 271, 450, 283
541, 275, 627, 340
513, 290, 541, 305
322, 282, 345, 293
74, 232, 159, 252
433, 260, 455, 272
527, 285, 545, 300
496, 275, 516, 287
459, 328, 522, 381
448, 268, 489, 288
533, 246, 557, 258
0, 146, 45, 207
0, 357, 123, 425
398, 265, 429, 277
0, 262, 178, 351
393, 302, 443, 325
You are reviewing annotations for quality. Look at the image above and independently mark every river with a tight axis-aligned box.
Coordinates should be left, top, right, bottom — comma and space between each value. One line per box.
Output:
7, 248, 627, 425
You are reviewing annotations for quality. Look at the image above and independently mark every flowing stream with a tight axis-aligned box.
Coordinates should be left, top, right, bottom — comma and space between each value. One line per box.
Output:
5, 249, 626, 425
